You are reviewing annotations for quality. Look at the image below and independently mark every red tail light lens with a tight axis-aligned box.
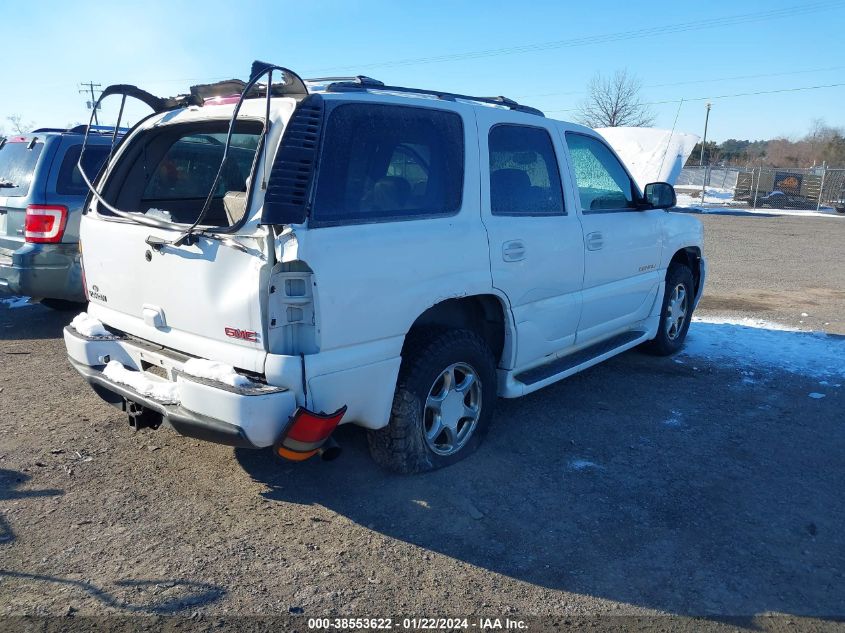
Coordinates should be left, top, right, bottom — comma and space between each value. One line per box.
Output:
275, 406, 347, 462
25, 205, 68, 243
285, 406, 347, 443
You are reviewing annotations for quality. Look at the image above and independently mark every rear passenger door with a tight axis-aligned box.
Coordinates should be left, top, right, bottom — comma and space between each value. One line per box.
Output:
561, 132, 663, 344
477, 110, 585, 370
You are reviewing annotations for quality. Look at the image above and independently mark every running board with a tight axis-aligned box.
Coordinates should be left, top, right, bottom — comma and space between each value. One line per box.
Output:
515, 331, 647, 386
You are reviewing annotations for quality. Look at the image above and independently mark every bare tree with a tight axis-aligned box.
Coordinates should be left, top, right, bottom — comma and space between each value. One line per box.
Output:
576, 70, 655, 128
6, 114, 34, 134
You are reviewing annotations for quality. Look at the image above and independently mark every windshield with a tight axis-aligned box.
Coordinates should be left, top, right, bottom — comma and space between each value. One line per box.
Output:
100, 121, 262, 228
0, 140, 44, 197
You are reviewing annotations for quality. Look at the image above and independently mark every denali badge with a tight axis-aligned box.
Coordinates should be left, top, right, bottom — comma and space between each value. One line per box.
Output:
89, 285, 108, 302
225, 327, 258, 342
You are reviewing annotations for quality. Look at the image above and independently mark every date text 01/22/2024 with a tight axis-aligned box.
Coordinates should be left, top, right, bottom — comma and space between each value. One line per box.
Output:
306, 617, 529, 630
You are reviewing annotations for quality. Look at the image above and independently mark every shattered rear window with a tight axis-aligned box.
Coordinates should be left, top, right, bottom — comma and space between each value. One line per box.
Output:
0, 141, 44, 197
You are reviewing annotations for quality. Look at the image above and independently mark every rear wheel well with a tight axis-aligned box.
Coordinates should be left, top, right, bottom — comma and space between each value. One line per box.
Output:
404, 296, 507, 366
670, 247, 701, 296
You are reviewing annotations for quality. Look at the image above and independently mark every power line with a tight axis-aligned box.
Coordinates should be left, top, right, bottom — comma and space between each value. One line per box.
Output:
517, 64, 845, 100
302, 1, 845, 73
545, 81, 845, 113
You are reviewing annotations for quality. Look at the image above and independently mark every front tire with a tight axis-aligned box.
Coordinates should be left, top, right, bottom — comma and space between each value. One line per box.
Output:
368, 329, 497, 474
643, 263, 695, 356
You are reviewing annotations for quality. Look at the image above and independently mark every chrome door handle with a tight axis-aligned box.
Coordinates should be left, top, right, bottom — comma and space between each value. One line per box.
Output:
586, 231, 604, 251
502, 240, 526, 262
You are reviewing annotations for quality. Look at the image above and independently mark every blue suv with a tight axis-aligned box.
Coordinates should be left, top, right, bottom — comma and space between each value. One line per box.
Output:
0, 125, 121, 308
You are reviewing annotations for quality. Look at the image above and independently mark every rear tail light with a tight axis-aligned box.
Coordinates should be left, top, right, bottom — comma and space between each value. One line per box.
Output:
25, 205, 68, 243
274, 406, 347, 462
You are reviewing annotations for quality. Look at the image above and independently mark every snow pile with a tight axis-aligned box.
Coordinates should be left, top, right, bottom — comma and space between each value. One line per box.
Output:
597, 127, 699, 189
103, 360, 180, 404
145, 208, 172, 222
70, 312, 111, 338
676, 187, 736, 207
682, 316, 845, 379
182, 358, 253, 388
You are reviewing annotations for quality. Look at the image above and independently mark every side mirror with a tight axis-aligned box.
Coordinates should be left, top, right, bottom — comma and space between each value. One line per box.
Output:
643, 182, 677, 210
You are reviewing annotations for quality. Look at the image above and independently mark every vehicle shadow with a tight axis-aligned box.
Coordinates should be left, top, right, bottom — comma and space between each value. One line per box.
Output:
0, 298, 78, 341
0, 469, 64, 546
0, 570, 225, 614
235, 346, 845, 619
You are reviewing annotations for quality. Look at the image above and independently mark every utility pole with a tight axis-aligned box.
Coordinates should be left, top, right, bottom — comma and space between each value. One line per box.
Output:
699, 102, 712, 203
79, 81, 102, 126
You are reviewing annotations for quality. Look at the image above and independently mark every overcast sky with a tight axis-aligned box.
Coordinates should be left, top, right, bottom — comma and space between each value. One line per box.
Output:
3, 0, 844, 142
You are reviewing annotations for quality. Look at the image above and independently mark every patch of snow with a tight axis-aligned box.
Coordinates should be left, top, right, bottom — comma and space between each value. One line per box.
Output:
682, 316, 845, 379
568, 459, 603, 471
103, 361, 179, 404
808, 392, 826, 399
675, 198, 843, 218
181, 358, 253, 388
144, 208, 172, 222
662, 411, 683, 427
0, 296, 32, 309
676, 188, 736, 207
70, 312, 110, 338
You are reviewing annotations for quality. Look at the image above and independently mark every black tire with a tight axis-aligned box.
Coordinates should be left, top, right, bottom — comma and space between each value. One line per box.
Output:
40, 298, 86, 311
642, 263, 695, 356
368, 329, 497, 474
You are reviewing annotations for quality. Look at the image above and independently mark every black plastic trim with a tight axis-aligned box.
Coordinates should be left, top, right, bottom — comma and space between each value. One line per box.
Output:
261, 94, 325, 226
515, 331, 647, 385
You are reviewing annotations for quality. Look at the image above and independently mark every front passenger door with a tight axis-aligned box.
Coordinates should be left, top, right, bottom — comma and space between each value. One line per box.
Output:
563, 132, 663, 345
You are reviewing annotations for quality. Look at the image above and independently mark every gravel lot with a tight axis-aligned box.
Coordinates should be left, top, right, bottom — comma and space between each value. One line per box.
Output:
1, 212, 844, 630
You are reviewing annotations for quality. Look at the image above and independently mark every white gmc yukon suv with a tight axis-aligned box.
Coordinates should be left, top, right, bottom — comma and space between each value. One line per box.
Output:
64, 62, 706, 473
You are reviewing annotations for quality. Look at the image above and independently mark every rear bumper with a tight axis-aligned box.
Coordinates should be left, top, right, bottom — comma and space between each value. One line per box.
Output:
64, 326, 298, 448
0, 242, 85, 301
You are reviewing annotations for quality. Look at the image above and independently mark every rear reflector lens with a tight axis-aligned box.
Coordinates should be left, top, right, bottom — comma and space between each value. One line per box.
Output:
25, 205, 68, 243
275, 446, 318, 462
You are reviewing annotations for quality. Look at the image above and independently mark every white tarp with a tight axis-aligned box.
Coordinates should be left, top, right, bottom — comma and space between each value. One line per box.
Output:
597, 127, 699, 189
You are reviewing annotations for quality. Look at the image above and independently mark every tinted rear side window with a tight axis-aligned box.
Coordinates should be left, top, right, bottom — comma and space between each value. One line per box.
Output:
56, 145, 111, 196
312, 103, 464, 225
0, 141, 44, 197
488, 125, 564, 216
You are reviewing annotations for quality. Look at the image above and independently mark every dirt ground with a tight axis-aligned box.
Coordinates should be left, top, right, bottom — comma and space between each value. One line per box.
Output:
1, 212, 844, 631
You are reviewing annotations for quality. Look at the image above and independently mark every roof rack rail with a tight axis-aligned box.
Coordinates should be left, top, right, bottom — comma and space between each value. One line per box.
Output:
69, 124, 130, 134
31, 125, 129, 135
306, 75, 384, 87
322, 81, 544, 117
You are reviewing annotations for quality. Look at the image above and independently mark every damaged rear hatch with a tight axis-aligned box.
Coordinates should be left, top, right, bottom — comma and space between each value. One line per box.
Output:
78, 66, 305, 374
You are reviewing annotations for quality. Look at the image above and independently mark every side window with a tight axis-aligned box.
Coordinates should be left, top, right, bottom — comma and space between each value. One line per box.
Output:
56, 145, 111, 196
488, 124, 565, 216
565, 133, 636, 212
312, 104, 464, 225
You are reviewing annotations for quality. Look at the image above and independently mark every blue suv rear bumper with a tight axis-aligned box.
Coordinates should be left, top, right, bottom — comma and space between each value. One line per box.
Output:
0, 242, 85, 301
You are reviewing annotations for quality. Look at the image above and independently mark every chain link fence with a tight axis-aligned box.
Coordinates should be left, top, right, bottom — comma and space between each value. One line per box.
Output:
677, 165, 845, 213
